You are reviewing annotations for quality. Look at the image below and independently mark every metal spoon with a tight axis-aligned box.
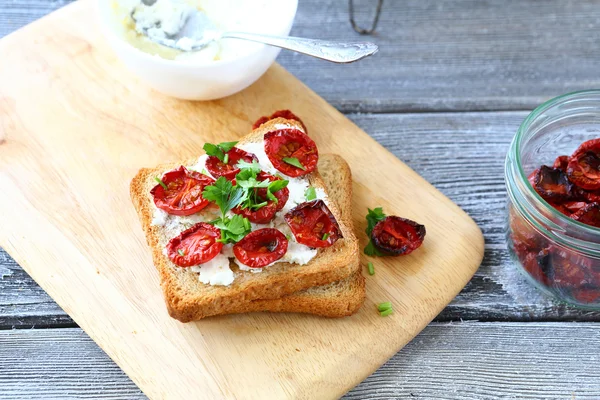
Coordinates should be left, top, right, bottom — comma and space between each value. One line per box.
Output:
133, 5, 378, 64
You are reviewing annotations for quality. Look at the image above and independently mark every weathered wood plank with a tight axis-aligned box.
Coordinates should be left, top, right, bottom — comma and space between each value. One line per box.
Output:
1, 323, 599, 399
2, 0, 600, 112
4, 110, 600, 328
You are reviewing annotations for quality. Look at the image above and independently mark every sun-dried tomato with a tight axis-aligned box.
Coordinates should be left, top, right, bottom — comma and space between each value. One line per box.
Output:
531, 165, 574, 202
371, 216, 426, 256
570, 202, 600, 227
252, 110, 308, 132
553, 155, 569, 171
567, 138, 600, 190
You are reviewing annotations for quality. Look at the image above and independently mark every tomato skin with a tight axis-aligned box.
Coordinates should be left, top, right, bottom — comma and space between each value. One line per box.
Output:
151, 166, 214, 216
233, 228, 288, 268
231, 172, 289, 223
252, 110, 307, 132
531, 166, 574, 203
284, 200, 342, 248
567, 138, 600, 190
264, 129, 318, 177
166, 223, 223, 267
371, 216, 426, 256
205, 148, 258, 180
570, 202, 600, 227
553, 155, 569, 171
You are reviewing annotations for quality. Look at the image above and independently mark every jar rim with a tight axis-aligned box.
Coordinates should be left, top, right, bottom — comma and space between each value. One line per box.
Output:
509, 89, 600, 252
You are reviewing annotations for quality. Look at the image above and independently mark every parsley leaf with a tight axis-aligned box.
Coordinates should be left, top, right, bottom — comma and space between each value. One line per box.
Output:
364, 207, 387, 256
214, 214, 251, 243
202, 177, 244, 218
236, 159, 261, 174
203, 141, 239, 164
282, 157, 306, 170
322, 233, 330, 241
154, 176, 168, 190
305, 186, 317, 201
177, 249, 185, 256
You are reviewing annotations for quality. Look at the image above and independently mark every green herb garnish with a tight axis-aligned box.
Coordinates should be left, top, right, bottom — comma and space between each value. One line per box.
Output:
203, 141, 238, 164
177, 249, 185, 257
367, 262, 375, 275
377, 302, 393, 316
305, 186, 317, 201
202, 177, 250, 244
282, 157, 306, 170
154, 176, 168, 190
322, 233, 330, 241
236, 159, 261, 174
364, 207, 387, 256
379, 308, 394, 317
235, 163, 288, 211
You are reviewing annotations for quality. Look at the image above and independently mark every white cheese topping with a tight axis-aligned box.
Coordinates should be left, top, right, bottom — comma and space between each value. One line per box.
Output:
190, 253, 234, 286
150, 138, 332, 287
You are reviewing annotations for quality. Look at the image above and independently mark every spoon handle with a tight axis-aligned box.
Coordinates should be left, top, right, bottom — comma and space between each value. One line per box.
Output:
220, 32, 378, 63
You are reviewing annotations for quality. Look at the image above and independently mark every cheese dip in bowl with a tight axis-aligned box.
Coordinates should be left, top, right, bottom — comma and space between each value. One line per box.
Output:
97, 0, 298, 100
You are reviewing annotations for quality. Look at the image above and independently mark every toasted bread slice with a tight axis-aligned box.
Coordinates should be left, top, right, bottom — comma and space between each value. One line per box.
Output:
218, 153, 365, 317
131, 120, 359, 322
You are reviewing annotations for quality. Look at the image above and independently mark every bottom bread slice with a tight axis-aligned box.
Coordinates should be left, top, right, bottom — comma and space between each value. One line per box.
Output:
213, 153, 365, 318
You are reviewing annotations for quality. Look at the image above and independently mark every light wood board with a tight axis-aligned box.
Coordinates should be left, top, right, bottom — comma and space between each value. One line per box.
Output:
0, 1, 484, 399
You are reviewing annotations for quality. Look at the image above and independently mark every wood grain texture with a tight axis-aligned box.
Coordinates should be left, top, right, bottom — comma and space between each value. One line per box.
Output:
5, 111, 600, 328
2, 323, 600, 399
0, 2, 482, 399
2, 0, 600, 112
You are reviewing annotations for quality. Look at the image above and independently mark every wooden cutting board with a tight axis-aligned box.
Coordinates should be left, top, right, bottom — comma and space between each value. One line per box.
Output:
0, 1, 484, 399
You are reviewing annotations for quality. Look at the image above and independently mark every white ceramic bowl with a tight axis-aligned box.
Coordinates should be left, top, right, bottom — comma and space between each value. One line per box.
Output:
96, 0, 298, 100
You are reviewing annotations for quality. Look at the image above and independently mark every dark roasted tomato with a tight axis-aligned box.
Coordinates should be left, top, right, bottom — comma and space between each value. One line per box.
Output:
521, 248, 551, 286
579, 188, 600, 203
531, 165, 574, 202
233, 228, 288, 268
570, 202, 600, 227
205, 147, 258, 180
231, 172, 289, 223
371, 216, 426, 256
252, 109, 308, 132
284, 200, 342, 248
553, 155, 569, 171
264, 129, 318, 177
151, 166, 214, 216
567, 138, 600, 190
553, 201, 588, 216
166, 223, 223, 267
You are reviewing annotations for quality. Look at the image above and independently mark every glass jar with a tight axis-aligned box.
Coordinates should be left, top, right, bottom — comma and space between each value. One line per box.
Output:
505, 90, 600, 308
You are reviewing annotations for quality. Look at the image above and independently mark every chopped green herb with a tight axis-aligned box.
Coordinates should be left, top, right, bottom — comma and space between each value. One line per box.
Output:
202, 177, 250, 244
203, 141, 239, 163
236, 159, 261, 174
223, 153, 229, 165
322, 233, 330, 241
177, 249, 185, 257
364, 207, 387, 256
377, 302, 392, 312
368, 262, 375, 275
154, 176, 168, 190
305, 186, 317, 201
282, 157, 306, 170
379, 308, 394, 317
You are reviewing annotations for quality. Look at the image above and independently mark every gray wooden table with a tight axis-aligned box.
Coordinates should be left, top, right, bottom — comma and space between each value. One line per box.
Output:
2, 0, 600, 398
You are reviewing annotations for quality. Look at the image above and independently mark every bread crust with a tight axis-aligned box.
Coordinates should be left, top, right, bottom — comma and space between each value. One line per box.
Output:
130, 119, 360, 322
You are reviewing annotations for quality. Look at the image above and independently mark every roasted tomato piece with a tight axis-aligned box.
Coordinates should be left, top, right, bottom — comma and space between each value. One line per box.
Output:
570, 202, 600, 228
571, 287, 600, 304
252, 109, 308, 132
553, 155, 569, 171
521, 248, 551, 286
284, 200, 342, 248
233, 228, 288, 268
264, 129, 318, 177
166, 223, 223, 267
205, 147, 258, 180
371, 216, 426, 256
567, 138, 600, 190
151, 166, 215, 216
231, 172, 289, 223
579, 188, 600, 203
531, 165, 574, 202
562, 201, 588, 214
